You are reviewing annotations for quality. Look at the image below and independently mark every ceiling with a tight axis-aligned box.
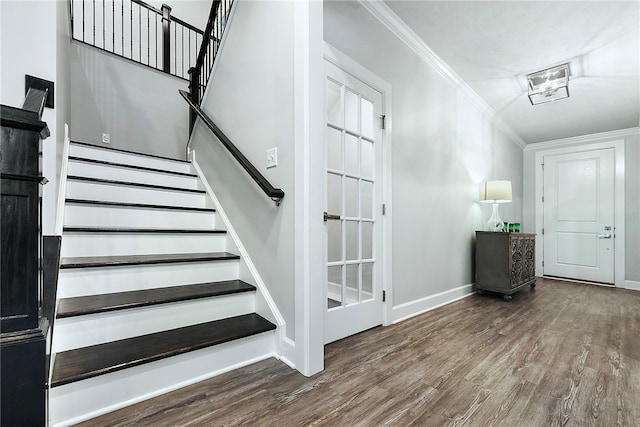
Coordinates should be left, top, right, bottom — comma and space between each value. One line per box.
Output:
384, 1, 640, 144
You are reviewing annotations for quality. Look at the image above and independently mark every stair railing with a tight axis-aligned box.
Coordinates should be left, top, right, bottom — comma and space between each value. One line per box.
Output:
179, 90, 284, 206
187, 0, 233, 132
69, 0, 204, 79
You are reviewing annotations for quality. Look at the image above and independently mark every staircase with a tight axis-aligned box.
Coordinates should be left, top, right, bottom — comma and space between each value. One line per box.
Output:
49, 142, 278, 426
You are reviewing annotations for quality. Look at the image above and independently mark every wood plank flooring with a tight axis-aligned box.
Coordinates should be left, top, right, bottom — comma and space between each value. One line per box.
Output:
78, 278, 640, 426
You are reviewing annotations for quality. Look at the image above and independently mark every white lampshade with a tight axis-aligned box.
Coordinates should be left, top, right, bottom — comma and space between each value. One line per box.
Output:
479, 181, 512, 204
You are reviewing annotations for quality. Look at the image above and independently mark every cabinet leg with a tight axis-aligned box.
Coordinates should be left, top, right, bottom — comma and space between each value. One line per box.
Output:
503, 294, 512, 302
530, 282, 536, 288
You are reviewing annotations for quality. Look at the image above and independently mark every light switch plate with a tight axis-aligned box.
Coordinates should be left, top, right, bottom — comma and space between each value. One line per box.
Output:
266, 147, 277, 168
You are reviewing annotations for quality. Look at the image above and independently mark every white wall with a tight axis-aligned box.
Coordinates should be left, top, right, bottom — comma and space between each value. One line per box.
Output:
523, 130, 640, 282
69, 42, 190, 159
1, 0, 71, 235
324, 1, 524, 307
189, 1, 296, 338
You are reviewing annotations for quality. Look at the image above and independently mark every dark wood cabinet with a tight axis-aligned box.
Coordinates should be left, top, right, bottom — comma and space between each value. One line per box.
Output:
1, 104, 50, 426
475, 231, 536, 301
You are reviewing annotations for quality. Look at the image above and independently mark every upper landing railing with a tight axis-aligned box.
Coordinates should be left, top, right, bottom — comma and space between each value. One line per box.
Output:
69, 0, 204, 79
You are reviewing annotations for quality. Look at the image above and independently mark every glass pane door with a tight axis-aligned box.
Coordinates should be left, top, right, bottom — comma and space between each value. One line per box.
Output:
325, 66, 380, 328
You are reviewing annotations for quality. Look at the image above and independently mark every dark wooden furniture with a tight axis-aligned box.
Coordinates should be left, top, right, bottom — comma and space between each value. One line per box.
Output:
475, 231, 536, 301
1, 100, 50, 426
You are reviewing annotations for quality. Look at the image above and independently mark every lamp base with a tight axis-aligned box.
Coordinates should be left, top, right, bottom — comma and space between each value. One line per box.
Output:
487, 203, 504, 232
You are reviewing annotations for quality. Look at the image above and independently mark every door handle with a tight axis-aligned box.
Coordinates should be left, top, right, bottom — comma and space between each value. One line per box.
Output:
598, 234, 612, 239
323, 212, 341, 222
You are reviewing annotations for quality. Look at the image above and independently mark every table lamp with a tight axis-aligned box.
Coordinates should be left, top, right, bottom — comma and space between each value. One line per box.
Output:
479, 180, 512, 231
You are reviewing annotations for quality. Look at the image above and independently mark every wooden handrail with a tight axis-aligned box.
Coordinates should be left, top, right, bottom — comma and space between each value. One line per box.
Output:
179, 90, 284, 206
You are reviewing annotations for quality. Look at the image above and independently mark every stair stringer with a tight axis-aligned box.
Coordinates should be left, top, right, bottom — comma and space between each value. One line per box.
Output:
50, 128, 71, 389
191, 151, 292, 367
55, 126, 71, 235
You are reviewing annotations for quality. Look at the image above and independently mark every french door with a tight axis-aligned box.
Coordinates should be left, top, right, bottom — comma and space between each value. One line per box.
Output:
324, 60, 384, 344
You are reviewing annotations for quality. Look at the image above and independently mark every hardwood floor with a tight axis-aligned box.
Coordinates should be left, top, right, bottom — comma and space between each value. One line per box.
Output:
79, 278, 640, 426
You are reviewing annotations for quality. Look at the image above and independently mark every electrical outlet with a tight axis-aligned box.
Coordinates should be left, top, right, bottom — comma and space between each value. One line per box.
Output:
266, 147, 277, 168
102, 133, 110, 144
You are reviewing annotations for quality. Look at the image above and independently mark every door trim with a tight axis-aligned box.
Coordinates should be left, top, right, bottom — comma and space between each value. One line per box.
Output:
324, 42, 393, 327
534, 140, 625, 287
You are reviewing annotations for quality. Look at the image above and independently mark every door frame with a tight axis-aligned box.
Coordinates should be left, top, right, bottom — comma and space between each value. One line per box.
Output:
534, 139, 625, 287
324, 42, 393, 327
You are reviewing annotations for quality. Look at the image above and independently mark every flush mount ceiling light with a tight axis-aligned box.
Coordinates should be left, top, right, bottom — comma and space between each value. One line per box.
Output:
527, 63, 570, 105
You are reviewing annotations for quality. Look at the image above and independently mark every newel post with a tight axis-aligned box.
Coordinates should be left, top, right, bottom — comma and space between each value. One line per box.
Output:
161, 4, 172, 73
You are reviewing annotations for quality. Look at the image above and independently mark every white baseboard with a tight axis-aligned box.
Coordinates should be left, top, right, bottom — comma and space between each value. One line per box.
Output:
625, 280, 640, 291
391, 283, 474, 324
278, 337, 296, 369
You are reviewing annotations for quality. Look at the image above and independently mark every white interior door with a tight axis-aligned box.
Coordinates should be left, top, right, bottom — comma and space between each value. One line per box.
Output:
324, 60, 383, 344
543, 149, 615, 284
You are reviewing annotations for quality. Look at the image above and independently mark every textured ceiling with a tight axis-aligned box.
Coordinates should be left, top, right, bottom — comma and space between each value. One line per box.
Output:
384, 1, 640, 143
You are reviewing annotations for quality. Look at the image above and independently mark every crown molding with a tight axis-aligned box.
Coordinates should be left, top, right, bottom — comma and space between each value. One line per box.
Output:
358, 0, 527, 149
524, 127, 639, 151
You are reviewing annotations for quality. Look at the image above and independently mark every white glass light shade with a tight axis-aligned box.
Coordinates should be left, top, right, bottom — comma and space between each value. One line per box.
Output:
479, 180, 512, 204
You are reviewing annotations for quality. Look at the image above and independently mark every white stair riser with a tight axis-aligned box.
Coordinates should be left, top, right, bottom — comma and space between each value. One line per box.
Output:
64, 205, 216, 229
66, 181, 210, 208
49, 332, 276, 427
53, 293, 256, 352
61, 233, 227, 257
69, 144, 192, 174
68, 161, 200, 189
58, 261, 240, 298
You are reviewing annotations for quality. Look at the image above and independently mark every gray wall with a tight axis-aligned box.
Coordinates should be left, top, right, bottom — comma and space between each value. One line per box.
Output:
190, 1, 296, 338
69, 42, 190, 160
56, 0, 71, 212
523, 132, 640, 282
324, 2, 524, 306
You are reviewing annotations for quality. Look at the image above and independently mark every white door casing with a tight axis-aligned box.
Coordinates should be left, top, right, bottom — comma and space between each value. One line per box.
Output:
324, 59, 384, 344
543, 149, 615, 283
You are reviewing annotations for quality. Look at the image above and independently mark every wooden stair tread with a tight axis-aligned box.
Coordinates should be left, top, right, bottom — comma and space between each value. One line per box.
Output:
57, 280, 256, 318
63, 226, 226, 234
67, 175, 206, 194
68, 156, 198, 177
61, 252, 239, 268
50, 313, 276, 387
70, 141, 190, 164
65, 199, 216, 212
